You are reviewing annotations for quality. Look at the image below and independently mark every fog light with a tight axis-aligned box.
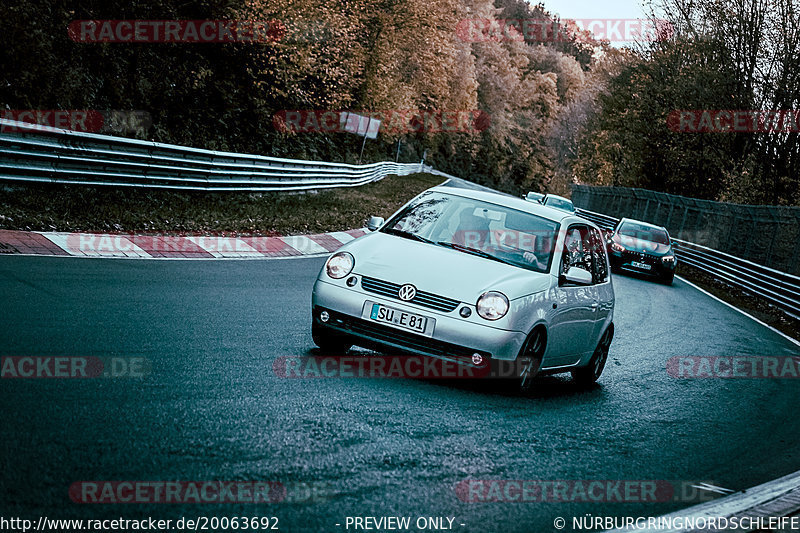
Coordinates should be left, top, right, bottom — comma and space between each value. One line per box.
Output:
459, 307, 472, 318
472, 353, 483, 365
346, 276, 358, 287
320, 311, 330, 323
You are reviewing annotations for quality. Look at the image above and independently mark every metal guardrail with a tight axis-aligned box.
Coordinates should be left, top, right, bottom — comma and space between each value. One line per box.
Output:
3, 118, 796, 318
572, 183, 800, 276
0, 119, 426, 191
576, 208, 800, 320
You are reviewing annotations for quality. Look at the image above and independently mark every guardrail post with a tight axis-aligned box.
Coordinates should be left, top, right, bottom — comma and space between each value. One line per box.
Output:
764, 209, 779, 268
677, 206, 689, 241
791, 212, 800, 275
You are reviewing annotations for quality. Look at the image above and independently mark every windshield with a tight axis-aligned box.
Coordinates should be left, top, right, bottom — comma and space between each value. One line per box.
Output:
618, 221, 670, 245
545, 197, 574, 211
381, 191, 559, 273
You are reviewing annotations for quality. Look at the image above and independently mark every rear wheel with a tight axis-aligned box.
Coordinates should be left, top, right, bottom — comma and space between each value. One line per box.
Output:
572, 326, 613, 387
312, 322, 351, 354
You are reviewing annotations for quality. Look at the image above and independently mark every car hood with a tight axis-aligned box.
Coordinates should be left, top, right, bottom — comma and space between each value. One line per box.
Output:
343, 232, 552, 302
617, 235, 671, 255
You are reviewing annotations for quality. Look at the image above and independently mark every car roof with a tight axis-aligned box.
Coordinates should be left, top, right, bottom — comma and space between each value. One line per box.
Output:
617, 217, 668, 232
543, 193, 572, 203
430, 185, 580, 225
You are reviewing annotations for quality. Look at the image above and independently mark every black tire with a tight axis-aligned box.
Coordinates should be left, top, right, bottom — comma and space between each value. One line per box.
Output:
572, 326, 613, 386
661, 272, 674, 285
503, 327, 546, 393
312, 322, 351, 354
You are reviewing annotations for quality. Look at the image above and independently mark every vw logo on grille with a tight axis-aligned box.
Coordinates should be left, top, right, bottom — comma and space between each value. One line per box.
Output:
398, 284, 417, 301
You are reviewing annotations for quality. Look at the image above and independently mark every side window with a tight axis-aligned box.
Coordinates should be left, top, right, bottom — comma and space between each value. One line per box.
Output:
561, 225, 594, 279
589, 228, 609, 283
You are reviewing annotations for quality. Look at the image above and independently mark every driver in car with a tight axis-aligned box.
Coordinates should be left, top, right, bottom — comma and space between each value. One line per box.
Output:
561, 228, 584, 274
506, 230, 545, 270
522, 248, 543, 269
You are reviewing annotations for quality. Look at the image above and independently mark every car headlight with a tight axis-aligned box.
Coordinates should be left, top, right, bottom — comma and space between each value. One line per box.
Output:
610, 242, 625, 253
476, 291, 509, 321
325, 252, 354, 279
662, 254, 675, 263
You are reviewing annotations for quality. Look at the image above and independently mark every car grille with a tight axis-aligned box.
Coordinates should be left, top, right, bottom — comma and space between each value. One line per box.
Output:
319, 308, 489, 365
360, 276, 460, 312
621, 250, 660, 265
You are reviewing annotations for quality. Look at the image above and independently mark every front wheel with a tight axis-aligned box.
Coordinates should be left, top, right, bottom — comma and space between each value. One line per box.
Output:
661, 272, 674, 285
312, 322, 351, 354
504, 328, 546, 393
572, 326, 613, 387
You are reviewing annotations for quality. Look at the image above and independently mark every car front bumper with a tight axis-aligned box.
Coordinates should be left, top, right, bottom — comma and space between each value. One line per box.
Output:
609, 250, 675, 278
312, 278, 527, 364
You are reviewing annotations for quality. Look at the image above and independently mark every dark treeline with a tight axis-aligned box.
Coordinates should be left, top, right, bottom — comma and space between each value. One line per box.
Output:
1, 0, 797, 205
571, 0, 800, 205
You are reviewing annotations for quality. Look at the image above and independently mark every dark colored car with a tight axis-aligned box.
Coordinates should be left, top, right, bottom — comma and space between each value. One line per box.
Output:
606, 218, 676, 284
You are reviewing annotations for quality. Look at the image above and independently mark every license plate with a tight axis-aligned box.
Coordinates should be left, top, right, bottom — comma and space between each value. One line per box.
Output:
631, 261, 652, 270
370, 303, 427, 334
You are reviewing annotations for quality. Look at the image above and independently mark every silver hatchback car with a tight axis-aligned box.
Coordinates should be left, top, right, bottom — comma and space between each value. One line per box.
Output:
311, 186, 615, 390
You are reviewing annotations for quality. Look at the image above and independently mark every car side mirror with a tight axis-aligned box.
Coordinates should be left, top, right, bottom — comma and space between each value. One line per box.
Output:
366, 216, 385, 232
562, 266, 593, 285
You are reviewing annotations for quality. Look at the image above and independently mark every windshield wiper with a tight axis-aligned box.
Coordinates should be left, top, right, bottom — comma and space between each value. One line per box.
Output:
383, 228, 434, 244
436, 241, 516, 267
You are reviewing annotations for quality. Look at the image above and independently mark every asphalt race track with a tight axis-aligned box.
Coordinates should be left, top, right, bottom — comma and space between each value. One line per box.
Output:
1, 255, 799, 532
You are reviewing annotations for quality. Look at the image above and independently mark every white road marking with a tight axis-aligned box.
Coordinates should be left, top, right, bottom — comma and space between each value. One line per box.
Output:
40, 232, 151, 258
690, 482, 734, 495
185, 236, 263, 258
676, 275, 800, 347
329, 231, 356, 244
280, 235, 329, 255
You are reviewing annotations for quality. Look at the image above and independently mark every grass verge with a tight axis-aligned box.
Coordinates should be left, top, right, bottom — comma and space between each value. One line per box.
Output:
0, 173, 445, 236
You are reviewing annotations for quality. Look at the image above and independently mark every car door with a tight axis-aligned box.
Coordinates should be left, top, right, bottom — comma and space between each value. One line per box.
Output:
545, 225, 599, 367
588, 226, 613, 346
